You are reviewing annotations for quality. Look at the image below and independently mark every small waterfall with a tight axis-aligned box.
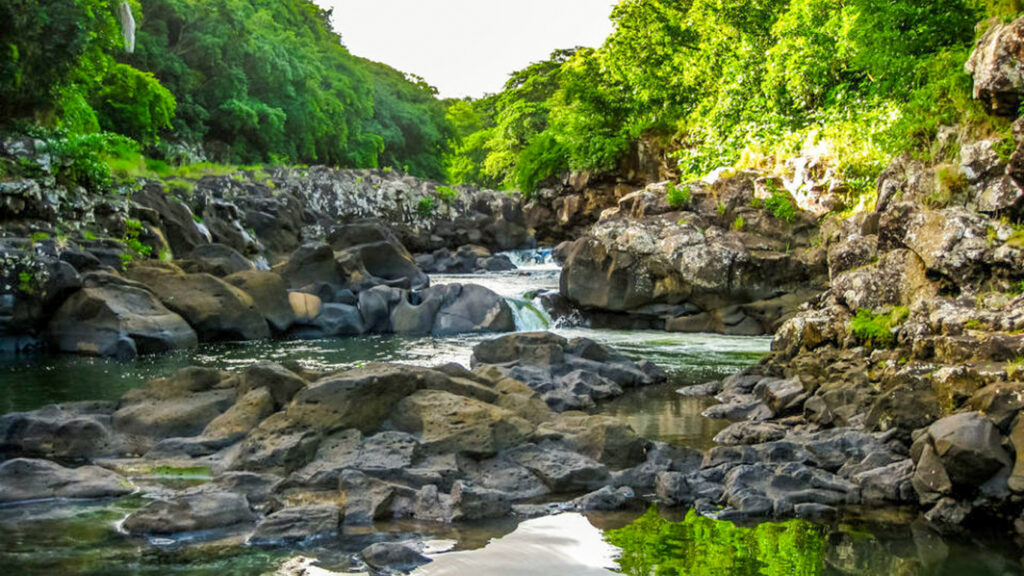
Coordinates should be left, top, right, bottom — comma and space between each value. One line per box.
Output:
500, 249, 559, 271
505, 296, 553, 332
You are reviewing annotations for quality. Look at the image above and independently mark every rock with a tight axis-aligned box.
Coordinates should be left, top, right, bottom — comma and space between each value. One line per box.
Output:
718, 462, 857, 520
225, 270, 295, 332
184, 243, 255, 277
288, 364, 428, 433
0, 458, 132, 503
277, 243, 344, 291
202, 387, 276, 443
112, 367, 234, 440
432, 284, 515, 336
922, 412, 1012, 487
358, 286, 403, 333
450, 480, 512, 520
713, 421, 788, 446
122, 491, 255, 535
537, 413, 646, 469
234, 413, 322, 473
133, 184, 210, 256
912, 444, 953, 503
574, 485, 635, 511
856, 459, 916, 505
360, 541, 432, 574
330, 221, 429, 291
470, 333, 664, 411
239, 362, 308, 409
250, 504, 340, 544
212, 472, 282, 506
1009, 416, 1024, 492
0, 402, 119, 461
508, 443, 610, 493
48, 280, 197, 359
458, 456, 549, 501
966, 15, 1024, 116
392, 390, 533, 457
288, 291, 322, 323
308, 303, 365, 337
966, 383, 1024, 430
125, 267, 270, 342
339, 469, 395, 525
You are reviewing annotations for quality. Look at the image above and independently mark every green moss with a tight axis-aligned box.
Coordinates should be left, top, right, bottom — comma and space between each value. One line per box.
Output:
849, 306, 910, 348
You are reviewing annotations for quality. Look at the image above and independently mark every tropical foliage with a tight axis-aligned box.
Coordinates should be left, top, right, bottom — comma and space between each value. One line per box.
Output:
446, 0, 1022, 193
1, 0, 452, 177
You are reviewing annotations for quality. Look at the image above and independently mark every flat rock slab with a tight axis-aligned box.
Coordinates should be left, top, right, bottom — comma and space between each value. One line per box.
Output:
0, 458, 133, 503
122, 491, 255, 535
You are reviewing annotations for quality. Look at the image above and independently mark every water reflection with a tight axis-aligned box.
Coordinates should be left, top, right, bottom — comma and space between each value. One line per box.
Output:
604, 507, 1024, 576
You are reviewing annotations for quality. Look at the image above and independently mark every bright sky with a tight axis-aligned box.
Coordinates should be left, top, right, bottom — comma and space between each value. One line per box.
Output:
320, 0, 618, 99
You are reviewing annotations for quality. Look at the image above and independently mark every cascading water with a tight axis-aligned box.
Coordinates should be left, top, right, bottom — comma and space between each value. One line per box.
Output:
505, 295, 554, 331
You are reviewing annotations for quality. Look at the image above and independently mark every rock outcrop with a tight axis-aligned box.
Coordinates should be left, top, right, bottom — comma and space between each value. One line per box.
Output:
560, 173, 827, 334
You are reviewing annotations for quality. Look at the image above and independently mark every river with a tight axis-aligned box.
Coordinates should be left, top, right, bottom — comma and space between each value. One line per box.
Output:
0, 251, 1020, 575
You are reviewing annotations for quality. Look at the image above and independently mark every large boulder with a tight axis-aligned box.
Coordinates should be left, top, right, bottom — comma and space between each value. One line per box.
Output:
249, 504, 340, 544
112, 367, 235, 439
558, 194, 824, 334
432, 284, 515, 336
48, 274, 197, 359
329, 220, 429, 291
913, 412, 1012, 490
133, 184, 210, 257
966, 15, 1024, 116
183, 243, 255, 277
224, 270, 295, 332
391, 390, 534, 457
122, 491, 256, 535
0, 458, 133, 503
125, 266, 270, 342
287, 364, 434, 433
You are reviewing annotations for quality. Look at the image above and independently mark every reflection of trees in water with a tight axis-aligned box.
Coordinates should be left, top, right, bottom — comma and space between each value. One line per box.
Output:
607, 507, 826, 576
605, 507, 1024, 576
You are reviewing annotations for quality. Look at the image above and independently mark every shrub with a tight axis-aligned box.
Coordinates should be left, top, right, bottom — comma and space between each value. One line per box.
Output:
119, 218, 152, 269
666, 182, 692, 208
436, 185, 459, 204
849, 307, 910, 348
731, 215, 746, 231
416, 196, 436, 217
764, 183, 797, 222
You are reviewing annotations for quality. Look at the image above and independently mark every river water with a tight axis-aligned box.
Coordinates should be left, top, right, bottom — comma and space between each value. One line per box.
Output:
0, 251, 1021, 575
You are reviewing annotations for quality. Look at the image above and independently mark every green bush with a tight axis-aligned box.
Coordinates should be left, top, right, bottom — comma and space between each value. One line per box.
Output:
119, 218, 152, 269
666, 182, 692, 208
416, 196, 436, 217
731, 215, 746, 231
849, 307, 910, 348
764, 184, 798, 222
435, 185, 459, 203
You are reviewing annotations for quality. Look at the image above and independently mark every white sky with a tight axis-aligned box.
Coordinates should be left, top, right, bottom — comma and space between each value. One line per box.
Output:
320, 0, 618, 99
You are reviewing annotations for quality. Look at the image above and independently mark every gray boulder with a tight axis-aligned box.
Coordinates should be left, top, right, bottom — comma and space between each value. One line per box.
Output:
122, 491, 255, 535
0, 458, 132, 503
